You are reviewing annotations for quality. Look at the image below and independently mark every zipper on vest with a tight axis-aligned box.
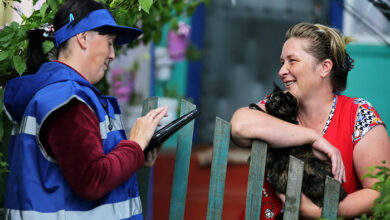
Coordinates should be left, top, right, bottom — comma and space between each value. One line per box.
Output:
102, 103, 113, 131
93, 90, 113, 131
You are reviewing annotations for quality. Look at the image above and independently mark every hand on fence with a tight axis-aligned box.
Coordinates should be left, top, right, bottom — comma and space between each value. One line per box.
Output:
312, 136, 346, 183
129, 106, 168, 150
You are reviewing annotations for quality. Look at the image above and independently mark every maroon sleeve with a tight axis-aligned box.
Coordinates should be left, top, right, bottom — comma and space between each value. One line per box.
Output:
40, 99, 145, 201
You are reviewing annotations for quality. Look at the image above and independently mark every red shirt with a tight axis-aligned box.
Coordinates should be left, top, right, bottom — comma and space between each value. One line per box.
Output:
323, 95, 383, 193
39, 99, 145, 201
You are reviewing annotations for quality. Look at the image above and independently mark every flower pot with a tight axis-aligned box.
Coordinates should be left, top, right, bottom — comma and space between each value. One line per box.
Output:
168, 30, 189, 62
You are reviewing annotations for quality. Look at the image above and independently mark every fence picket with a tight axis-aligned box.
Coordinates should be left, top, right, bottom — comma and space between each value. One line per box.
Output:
206, 117, 231, 220
322, 176, 341, 220
169, 100, 196, 220
245, 140, 268, 220
135, 98, 343, 219
283, 156, 304, 220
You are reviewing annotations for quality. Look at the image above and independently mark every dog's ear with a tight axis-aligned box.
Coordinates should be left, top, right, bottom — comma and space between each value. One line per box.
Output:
273, 82, 283, 92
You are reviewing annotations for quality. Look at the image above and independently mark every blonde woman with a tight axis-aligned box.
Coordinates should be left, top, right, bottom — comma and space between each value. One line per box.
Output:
232, 23, 390, 219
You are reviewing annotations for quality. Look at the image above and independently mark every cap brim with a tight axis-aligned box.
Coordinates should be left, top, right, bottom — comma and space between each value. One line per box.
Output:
106, 25, 143, 45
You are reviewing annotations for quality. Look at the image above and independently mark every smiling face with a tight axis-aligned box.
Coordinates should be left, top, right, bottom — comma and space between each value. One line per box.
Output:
84, 31, 116, 84
278, 37, 323, 101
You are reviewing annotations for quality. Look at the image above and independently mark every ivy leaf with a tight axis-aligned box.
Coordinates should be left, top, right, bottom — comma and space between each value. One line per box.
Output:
0, 51, 8, 62
13, 56, 26, 75
138, 0, 153, 14
43, 41, 54, 54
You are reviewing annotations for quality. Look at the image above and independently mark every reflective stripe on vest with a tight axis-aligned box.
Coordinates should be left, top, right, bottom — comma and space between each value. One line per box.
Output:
11, 114, 123, 140
4, 62, 141, 219
5, 196, 142, 220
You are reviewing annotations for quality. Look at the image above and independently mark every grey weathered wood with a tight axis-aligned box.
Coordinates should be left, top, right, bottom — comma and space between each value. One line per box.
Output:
168, 99, 196, 220
141, 96, 158, 116
245, 140, 268, 220
206, 117, 231, 220
283, 156, 304, 220
137, 96, 158, 219
322, 176, 341, 220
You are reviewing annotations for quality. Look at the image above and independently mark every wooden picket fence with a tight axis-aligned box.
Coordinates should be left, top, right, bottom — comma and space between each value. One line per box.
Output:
138, 97, 342, 220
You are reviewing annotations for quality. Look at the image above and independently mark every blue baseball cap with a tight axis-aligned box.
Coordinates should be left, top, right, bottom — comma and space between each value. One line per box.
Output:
54, 9, 143, 48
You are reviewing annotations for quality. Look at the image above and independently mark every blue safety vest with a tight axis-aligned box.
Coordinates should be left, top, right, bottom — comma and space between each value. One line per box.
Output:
3, 61, 143, 220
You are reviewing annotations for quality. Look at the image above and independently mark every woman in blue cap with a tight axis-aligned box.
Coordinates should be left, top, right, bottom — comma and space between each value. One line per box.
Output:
3, 0, 167, 219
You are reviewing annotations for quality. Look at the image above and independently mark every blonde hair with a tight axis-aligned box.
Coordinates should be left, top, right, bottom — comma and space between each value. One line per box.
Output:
285, 23, 354, 92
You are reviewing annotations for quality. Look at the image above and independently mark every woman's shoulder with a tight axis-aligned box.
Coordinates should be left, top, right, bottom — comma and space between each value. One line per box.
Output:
336, 95, 385, 144
336, 94, 383, 125
336, 94, 376, 109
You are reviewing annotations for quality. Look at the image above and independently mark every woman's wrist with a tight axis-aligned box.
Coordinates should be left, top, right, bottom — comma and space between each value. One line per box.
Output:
307, 128, 322, 146
299, 194, 322, 219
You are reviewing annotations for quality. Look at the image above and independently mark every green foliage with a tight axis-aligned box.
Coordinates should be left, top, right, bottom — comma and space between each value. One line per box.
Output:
0, 0, 208, 86
0, 0, 60, 83
0, 0, 208, 175
0, 153, 8, 175
361, 161, 390, 219
105, 0, 208, 46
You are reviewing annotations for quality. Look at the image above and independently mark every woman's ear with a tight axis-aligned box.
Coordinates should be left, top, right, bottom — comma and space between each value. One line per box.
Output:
75, 32, 88, 49
320, 58, 333, 78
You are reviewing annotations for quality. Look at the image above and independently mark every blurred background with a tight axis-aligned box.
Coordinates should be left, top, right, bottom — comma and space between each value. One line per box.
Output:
1, 0, 390, 219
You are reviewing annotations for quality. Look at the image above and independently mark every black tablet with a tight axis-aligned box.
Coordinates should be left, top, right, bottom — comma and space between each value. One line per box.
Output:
144, 108, 201, 157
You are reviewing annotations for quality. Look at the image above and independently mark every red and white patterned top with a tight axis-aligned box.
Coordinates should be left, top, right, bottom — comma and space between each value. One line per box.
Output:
242, 94, 385, 220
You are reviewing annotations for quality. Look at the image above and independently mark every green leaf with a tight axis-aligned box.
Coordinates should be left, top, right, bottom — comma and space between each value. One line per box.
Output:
40, 3, 48, 17
174, 2, 185, 13
47, 0, 60, 11
126, 16, 137, 27
0, 51, 8, 62
0, 88, 4, 113
1, 41, 11, 48
138, 0, 153, 14
9, 21, 19, 31
113, 8, 127, 26
0, 100, 3, 141
13, 56, 26, 75
0, 32, 15, 43
152, 31, 162, 44
21, 13, 28, 22
43, 41, 54, 54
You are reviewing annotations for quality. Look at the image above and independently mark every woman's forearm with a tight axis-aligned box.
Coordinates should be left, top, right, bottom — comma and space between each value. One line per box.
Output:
338, 189, 379, 218
230, 107, 319, 147
297, 189, 378, 219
